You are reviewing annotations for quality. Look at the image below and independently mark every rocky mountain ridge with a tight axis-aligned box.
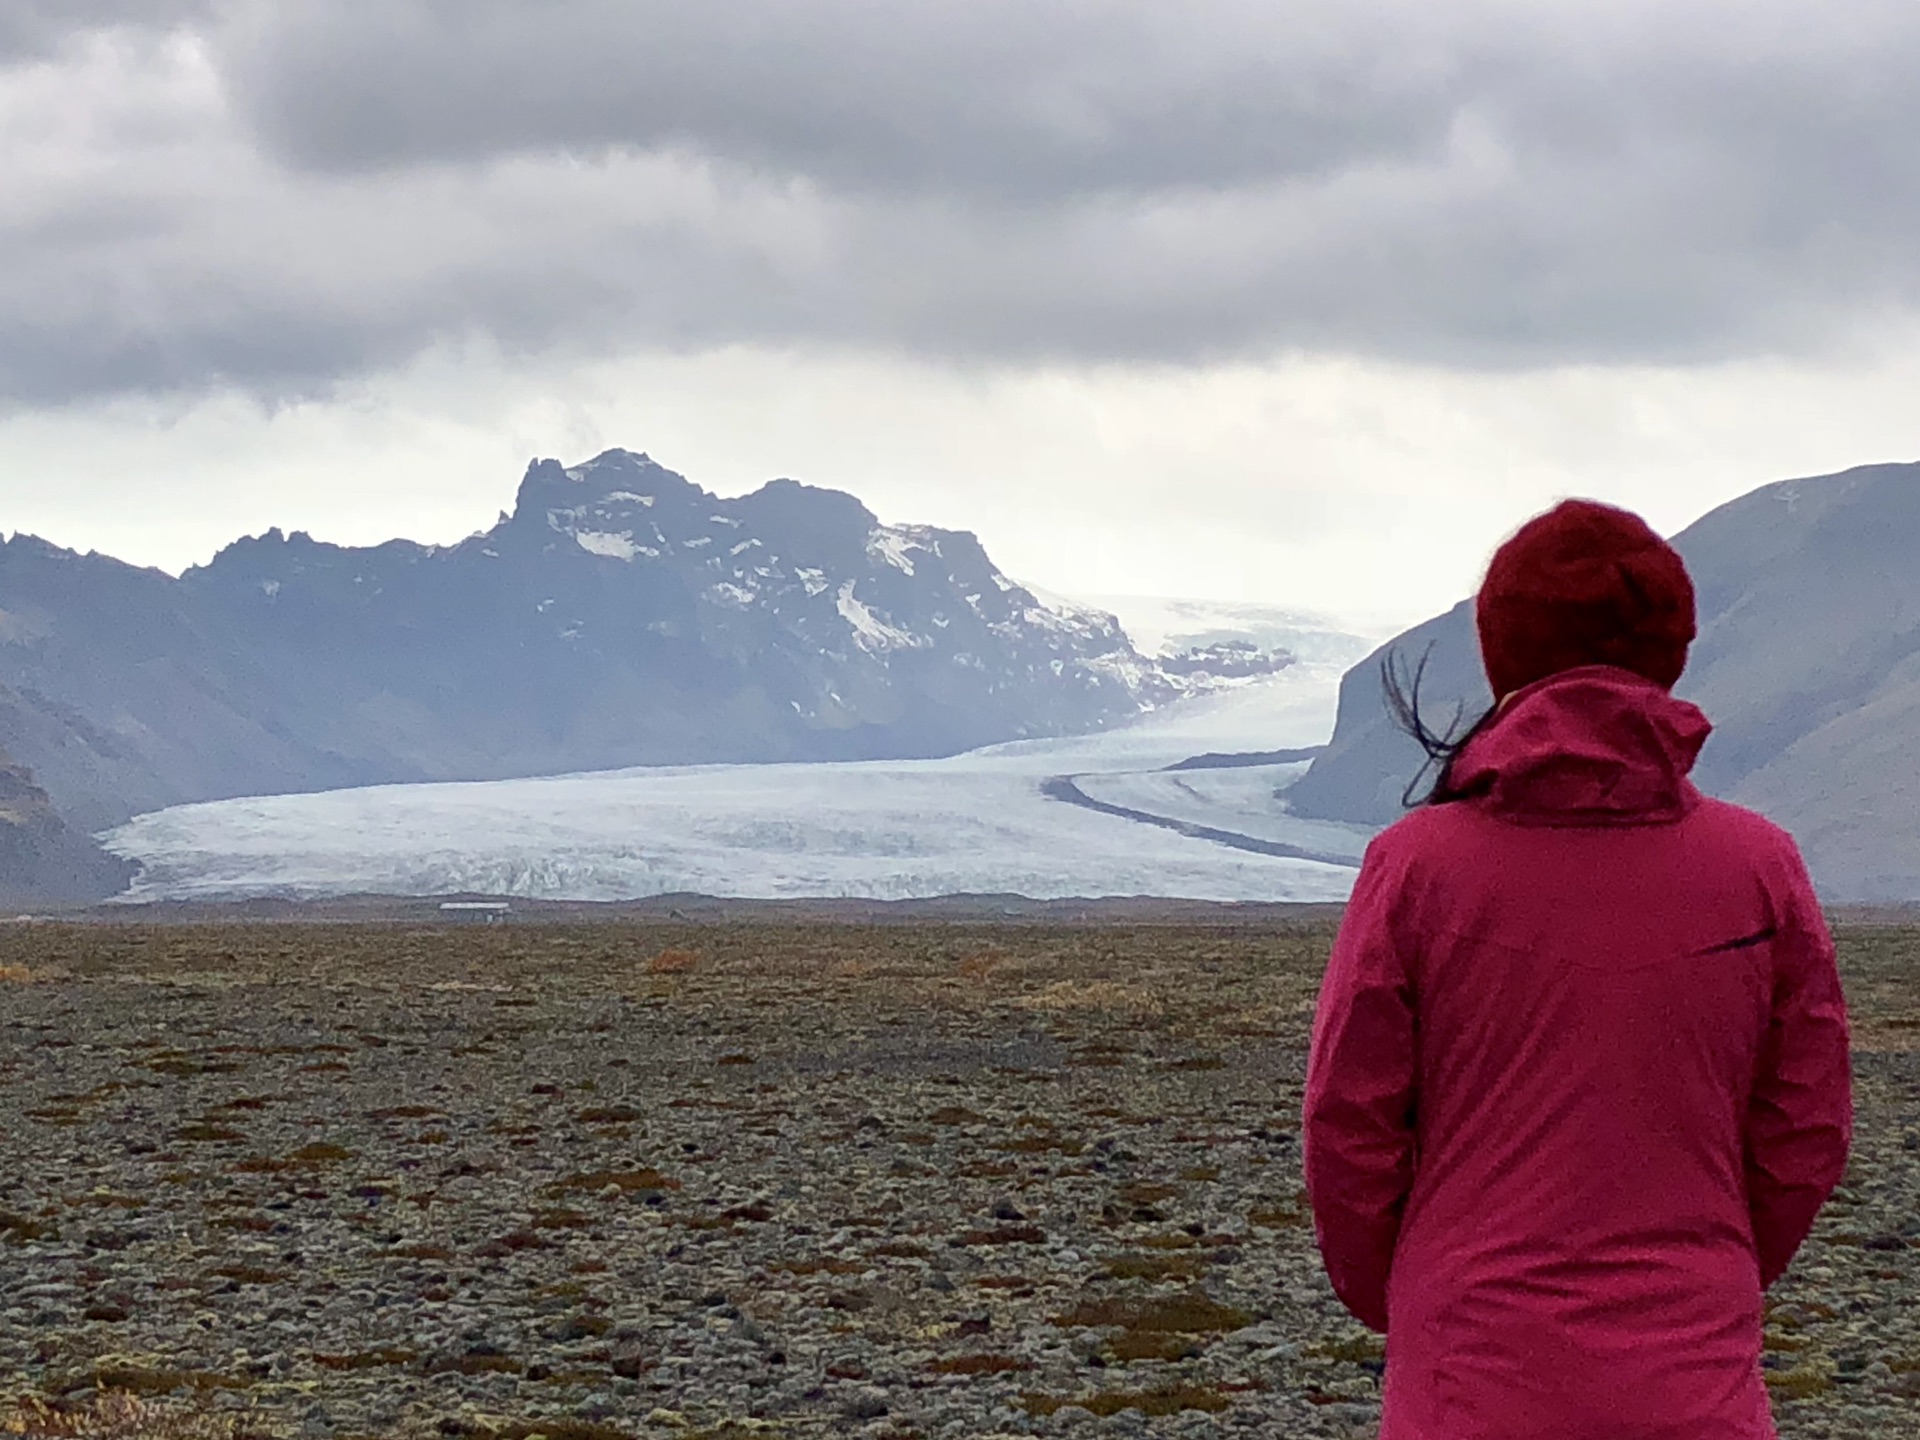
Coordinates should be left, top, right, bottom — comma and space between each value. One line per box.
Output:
1287, 460, 1920, 900
0, 451, 1256, 879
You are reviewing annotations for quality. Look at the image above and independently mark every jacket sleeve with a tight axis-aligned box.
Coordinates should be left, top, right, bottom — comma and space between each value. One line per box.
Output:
1303, 838, 1418, 1332
1745, 845, 1852, 1289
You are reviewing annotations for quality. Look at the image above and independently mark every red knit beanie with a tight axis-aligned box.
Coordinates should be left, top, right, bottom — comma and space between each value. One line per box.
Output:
1476, 499, 1696, 698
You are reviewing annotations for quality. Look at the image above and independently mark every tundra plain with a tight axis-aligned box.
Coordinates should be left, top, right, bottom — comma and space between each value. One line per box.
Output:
1, 910, 1915, 1439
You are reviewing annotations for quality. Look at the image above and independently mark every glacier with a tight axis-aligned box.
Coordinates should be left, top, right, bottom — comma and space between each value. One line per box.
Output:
102, 662, 1374, 905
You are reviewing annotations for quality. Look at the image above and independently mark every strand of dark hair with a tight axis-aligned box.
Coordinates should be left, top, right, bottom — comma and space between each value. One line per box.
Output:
1380, 643, 1497, 808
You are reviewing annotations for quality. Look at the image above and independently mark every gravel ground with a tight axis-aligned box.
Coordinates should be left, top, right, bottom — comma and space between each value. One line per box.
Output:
0, 917, 1916, 1439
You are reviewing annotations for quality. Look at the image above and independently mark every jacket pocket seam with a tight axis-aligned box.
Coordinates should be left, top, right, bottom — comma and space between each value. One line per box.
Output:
1690, 926, 1777, 957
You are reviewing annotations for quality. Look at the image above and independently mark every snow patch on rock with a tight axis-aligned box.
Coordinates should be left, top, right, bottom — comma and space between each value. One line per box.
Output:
869, 526, 934, 576
837, 581, 926, 651
574, 530, 640, 561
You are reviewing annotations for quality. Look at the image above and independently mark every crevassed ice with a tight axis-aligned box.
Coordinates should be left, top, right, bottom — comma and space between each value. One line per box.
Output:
101, 664, 1369, 904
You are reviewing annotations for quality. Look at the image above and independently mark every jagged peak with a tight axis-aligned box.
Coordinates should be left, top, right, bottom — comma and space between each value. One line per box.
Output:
1, 531, 173, 580
202, 528, 322, 566
563, 447, 657, 478
511, 449, 707, 529
735, 476, 877, 530
0, 532, 83, 561
190, 527, 440, 586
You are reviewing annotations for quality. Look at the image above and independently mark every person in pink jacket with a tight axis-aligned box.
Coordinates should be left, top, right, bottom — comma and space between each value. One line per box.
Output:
1303, 499, 1853, 1440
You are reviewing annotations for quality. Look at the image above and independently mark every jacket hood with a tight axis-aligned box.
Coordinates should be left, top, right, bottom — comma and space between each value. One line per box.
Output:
1446, 664, 1710, 825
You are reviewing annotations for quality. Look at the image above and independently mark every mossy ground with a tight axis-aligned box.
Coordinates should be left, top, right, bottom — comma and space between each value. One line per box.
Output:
0, 914, 1914, 1437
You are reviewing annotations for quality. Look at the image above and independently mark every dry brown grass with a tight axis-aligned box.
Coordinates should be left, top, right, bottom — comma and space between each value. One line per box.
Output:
1107, 1331, 1206, 1362
1764, 1367, 1834, 1399
0, 1212, 55, 1243
1307, 1333, 1386, 1364
1102, 1251, 1212, 1282
310, 1349, 415, 1372
1020, 1384, 1234, 1418
2, 1393, 276, 1439
956, 947, 1011, 980
0, 915, 1346, 1034
1051, 1290, 1253, 1335
1015, 979, 1163, 1014
469, 1421, 634, 1440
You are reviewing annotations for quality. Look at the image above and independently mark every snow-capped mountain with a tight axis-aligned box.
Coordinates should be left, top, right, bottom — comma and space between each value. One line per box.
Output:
0, 449, 1192, 837
1077, 594, 1386, 671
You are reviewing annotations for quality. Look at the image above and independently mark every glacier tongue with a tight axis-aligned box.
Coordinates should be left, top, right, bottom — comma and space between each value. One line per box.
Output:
103, 665, 1367, 904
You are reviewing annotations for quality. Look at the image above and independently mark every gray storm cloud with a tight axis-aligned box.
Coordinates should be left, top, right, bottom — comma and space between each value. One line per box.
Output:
0, 0, 209, 57
222, 1, 1464, 195
4, 0, 1920, 405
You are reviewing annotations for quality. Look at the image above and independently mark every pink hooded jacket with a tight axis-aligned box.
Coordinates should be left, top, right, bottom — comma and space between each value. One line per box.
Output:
1303, 666, 1852, 1440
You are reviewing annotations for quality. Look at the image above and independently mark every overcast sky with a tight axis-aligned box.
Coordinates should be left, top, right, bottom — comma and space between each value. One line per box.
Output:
4, 1, 1919, 625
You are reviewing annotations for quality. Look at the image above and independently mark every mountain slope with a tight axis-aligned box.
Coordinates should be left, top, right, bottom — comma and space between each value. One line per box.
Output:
1286, 461, 1920, 899
0, 750, 134, 905
0, 449, 1178, 831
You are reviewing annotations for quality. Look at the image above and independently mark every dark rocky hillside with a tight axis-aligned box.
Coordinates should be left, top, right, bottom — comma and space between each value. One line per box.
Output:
0, 450, 1178, 837
1286, 461, 1920, 900
0, 752, 134, 905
